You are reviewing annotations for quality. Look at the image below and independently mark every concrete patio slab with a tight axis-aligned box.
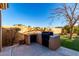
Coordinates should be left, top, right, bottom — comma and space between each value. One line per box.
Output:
0, 43, 79, 56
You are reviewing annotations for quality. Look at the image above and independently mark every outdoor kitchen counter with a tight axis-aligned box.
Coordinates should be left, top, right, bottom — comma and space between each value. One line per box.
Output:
21, 32, 61, 50
49, 35, 61, 50
23, 31, 42, 45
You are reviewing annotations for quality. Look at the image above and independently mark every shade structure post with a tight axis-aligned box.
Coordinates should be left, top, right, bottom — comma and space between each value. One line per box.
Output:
0, 3, 8, 52
0, 10, 2, 52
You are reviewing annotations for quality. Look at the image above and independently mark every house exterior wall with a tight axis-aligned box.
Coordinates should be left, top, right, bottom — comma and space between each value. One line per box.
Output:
51, 28, 62, 34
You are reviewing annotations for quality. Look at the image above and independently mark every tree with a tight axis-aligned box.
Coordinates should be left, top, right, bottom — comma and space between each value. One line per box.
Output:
34, 27, 40, 31
13, 24, 25, 26
63, 25, 70, 33
50, 3, 79, 39
74, 26, 79, 35
28, 25, 31, 28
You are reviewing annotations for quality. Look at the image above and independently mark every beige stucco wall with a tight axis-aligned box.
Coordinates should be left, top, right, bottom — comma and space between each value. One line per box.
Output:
51, 28, 62, 34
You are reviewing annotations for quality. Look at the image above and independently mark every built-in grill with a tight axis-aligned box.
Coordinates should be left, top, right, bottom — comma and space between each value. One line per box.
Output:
42, 32, 53, 47
19, 31, 60, 50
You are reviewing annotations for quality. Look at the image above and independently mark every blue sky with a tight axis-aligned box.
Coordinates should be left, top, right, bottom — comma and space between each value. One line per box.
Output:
2, 3, 67, 27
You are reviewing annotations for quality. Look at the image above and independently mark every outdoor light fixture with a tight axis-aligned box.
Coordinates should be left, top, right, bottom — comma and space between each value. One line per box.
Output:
0, 3, 8, 52
0, 3, 8, 10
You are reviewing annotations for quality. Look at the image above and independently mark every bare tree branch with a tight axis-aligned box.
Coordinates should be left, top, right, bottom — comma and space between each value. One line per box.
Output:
73, 15, 79, 25
64, 4, 72, 21
72, 3, 78, 19
50, 3, 79, 39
